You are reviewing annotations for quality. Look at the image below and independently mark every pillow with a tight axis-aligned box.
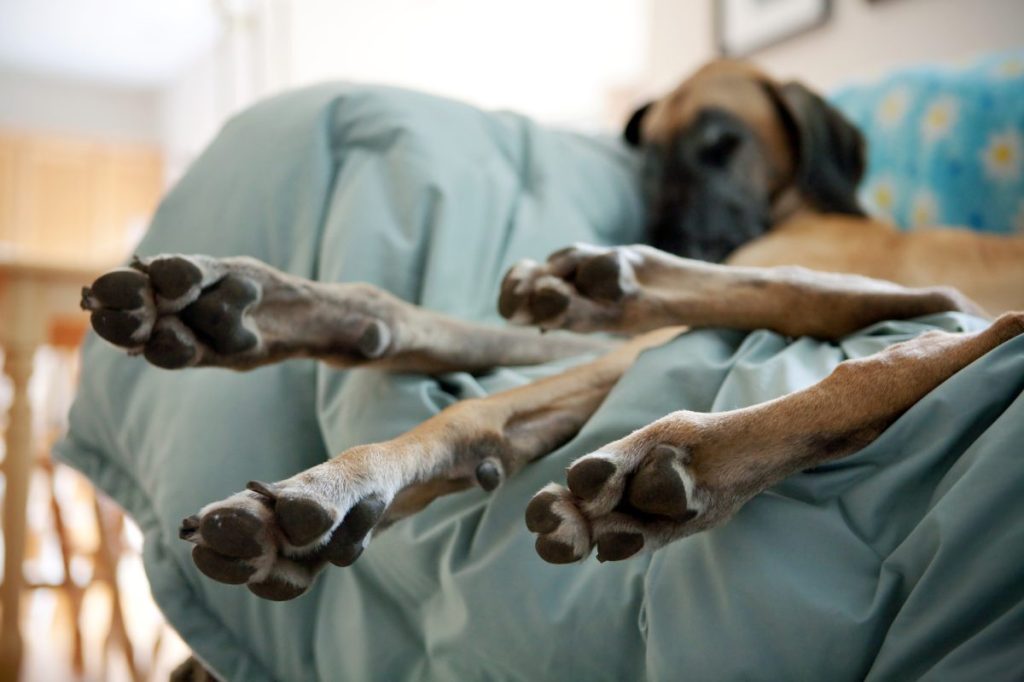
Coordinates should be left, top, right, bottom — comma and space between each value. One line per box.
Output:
831, 50, 1024, 233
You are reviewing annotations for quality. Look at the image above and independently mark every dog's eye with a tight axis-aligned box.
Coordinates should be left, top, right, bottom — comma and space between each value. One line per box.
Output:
696, 124, 741, 168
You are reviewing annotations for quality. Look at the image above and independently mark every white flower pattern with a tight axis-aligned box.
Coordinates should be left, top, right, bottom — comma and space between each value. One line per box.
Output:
981, 129, 1023, 182
865, 176, 897, 219
994, 57, 1024, 80
910, 190, 938, 228
921, 96, 958, 142
876, 88, 910, 129
830, 50, 1024, 234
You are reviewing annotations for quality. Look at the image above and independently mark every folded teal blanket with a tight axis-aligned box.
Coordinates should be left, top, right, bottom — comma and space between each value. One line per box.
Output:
57, 84, 1024, 681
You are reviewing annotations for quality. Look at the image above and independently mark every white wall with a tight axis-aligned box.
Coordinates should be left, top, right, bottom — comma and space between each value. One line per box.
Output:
287, 0, 648, 127
0, 68, 161, 143
158, 0, 1024, 182
158, 0, 651, 183
159, 47, 230, 185
646, 0, 1024, 94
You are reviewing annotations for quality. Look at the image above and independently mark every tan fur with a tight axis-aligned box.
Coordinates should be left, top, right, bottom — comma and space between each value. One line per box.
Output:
646, 59, 1024, 315
728, 213, 1024, 315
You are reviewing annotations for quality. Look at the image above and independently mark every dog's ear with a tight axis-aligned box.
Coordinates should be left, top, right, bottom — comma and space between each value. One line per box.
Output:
623, 102, 654, 147
771, 81, 867, 216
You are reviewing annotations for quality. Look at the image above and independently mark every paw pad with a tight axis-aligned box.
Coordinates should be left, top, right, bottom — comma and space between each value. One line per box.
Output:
566, 458, 616, 501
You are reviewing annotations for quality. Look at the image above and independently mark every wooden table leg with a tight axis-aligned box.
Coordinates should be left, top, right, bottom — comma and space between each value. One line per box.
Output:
1, 343, 34, 682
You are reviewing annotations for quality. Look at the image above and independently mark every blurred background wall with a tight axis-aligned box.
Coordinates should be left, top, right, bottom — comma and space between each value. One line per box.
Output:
2, 0, 1021, 194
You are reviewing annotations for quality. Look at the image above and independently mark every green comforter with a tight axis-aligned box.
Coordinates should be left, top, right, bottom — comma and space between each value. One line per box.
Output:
57, 84, 1024, 681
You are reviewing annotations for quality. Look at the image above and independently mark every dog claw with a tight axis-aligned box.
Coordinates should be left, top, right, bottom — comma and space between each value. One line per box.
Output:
179, 515, 201, 541
246, 480, 281, 501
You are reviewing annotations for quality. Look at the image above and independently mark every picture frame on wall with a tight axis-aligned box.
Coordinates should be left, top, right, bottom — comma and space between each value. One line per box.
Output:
715, 0, 832, 56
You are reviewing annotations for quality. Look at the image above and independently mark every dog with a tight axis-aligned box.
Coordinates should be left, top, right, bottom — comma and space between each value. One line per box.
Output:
625, 59, 1024, 315
80, 60, 1024, 601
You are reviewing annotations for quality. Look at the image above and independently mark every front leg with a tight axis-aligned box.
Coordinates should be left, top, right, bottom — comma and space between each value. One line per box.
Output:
82, 254, 607, 372
179, 327, 682, 599
526, 312, 1023, 563
500, 243, 985, 339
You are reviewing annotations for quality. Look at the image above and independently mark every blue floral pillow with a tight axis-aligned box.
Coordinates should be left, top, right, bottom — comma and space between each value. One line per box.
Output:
831, 51, 1024, 234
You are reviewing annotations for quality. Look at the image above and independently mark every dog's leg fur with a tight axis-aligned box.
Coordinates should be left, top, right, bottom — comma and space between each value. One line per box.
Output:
500, 243, 983, 338
177, 327, 683, 600
81, 254, 608, 372
526, 311, 1024, 563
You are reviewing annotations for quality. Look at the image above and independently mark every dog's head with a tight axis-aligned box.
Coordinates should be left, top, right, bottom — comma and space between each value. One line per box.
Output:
625, 59, 867, 262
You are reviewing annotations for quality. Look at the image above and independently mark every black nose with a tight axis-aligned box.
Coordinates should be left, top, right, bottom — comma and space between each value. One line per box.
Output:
696, 122, 741, 168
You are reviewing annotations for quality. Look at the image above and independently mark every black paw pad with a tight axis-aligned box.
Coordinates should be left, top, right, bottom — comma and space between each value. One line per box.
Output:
179, 275, 260, 354
534, 536, 581, 564
144, 325, 197, 369
626, 445, 696, 521
529, 287, 570, 322
199, 508, 264, 559
148, 257, 203, 301
247, 576, 308, 601
323, 497, 386, 567
356, 319, 391, 359
324, 541, 363, 568
276, 497, 335, 547
525, 492, 562, 534
91, 309, 142, 346
475, 458, 504, 492
192, 546, 256, 585
576, 253, 625, 301
596, 532, 644, 562
498, 277, 527, 319
566, 458, 616, 501
89, 269, 150, 309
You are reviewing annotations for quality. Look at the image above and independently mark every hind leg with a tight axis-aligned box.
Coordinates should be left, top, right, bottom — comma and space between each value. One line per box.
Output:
178, 327, 683, 599
526, 312, 1023, 562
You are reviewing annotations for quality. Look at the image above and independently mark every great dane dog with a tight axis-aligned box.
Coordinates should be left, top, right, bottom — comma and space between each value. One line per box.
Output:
82, 60, 1023, 600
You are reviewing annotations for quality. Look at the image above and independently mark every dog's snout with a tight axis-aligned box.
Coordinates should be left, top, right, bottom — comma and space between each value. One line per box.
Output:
676, 109, 748, 171
695, 121, 742, 168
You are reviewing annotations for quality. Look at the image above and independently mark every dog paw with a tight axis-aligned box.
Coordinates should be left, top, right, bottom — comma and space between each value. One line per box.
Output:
82, 255, 258, 368
499, 244, 645, 332
82, 255, 390, 369
526, 416, 724, 564
179, 452, 394, 600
